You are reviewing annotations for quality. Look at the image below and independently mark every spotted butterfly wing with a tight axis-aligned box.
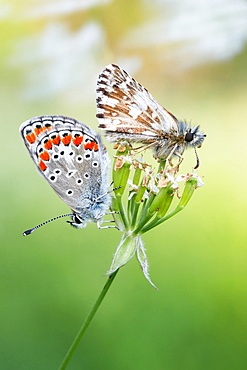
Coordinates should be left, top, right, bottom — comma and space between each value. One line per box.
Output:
96, 64, 206, 159
20, 115, 111, 228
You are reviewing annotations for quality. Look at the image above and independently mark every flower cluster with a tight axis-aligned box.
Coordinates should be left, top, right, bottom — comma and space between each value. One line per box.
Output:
108, 144, 204, 289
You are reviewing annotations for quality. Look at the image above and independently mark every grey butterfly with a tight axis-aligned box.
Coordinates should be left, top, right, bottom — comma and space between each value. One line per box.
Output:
20, 115, 114, 234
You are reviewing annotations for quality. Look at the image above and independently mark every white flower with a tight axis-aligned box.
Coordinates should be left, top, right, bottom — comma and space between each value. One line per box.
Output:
127, 179, 139, 200
192, 174, 205, 188
175, 174, 187, 182
157, 173, 179, 190
176, 173, 205, 187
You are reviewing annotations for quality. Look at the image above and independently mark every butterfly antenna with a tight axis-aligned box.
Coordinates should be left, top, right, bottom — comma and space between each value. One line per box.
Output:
22, 214, 74, 236
194, 148, 200, 169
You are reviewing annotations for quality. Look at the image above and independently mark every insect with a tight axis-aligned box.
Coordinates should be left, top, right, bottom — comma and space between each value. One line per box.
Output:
20, 115, 115, 235
96, 64, 206, 167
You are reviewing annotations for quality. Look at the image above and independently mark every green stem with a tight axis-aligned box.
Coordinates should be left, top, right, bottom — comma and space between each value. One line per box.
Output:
111, 196, 129, 230
157, 159, 166, 173
58, 270, 119, 370
127, 192, 135, 222
141, 205, 183, 234
140, 193, 156, 219
127, 166, 142, 224
130, 200, 140, 228
133, 212, 154, 235
116, 196, 129, 230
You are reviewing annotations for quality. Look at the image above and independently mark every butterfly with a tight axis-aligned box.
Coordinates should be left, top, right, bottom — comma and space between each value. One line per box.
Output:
20, 115, 114, 235
96, 64, 206, 167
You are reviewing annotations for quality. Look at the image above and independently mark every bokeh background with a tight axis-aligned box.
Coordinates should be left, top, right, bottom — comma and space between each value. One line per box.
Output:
1, 0, 247, 369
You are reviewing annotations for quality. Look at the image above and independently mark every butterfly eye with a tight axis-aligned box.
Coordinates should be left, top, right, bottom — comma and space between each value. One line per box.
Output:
185, 131, 194, 142
72, 214, 83, 225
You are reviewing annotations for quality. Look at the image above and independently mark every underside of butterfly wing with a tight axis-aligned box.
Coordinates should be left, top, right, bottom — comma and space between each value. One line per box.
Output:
20, 116, 111, 226
96, 64, 179, 144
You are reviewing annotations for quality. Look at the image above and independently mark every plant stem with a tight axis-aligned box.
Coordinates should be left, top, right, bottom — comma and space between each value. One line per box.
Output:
116, 196, 129, 229
130, 199, 140, 228
58, 270, 119, 370
141, 206, 183, 233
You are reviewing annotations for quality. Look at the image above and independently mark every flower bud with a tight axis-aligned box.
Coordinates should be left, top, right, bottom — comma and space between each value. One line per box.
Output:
178, 178, 198, 208
148, 184, 173, 216
113, 145, 131, 197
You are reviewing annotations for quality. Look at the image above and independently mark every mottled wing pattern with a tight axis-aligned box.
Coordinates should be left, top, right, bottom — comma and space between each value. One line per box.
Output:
20, 115, 109, 214
96, 64, 179, 143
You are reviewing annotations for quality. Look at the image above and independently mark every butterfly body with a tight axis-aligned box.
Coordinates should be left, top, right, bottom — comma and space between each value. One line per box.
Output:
20, 115, 111, 228
96, 64, 206, 159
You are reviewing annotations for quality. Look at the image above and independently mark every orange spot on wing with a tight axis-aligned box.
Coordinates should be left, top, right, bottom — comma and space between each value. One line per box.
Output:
39, 151, 50, 161
26, 133, 36, 144
73, 136, 83, 146
84, 141, 96, 150
44, 140, 52, 150
62, 135, 72, 146
94, 143, 99, 151
34, 127, 47, 136
52, 135, 60, 145
39, 160, 47, 171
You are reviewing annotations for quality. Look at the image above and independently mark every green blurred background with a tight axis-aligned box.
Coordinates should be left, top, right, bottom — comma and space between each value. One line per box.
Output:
1, 1, 247, 369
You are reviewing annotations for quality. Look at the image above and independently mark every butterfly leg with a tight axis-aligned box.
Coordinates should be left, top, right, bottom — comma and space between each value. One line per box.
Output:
162, 144, 183, 172
96, 211, 122, 229
168, 152, 184, 169
105, 211, 121, 215
96, 219, 119, 229
131, 142, 157, 156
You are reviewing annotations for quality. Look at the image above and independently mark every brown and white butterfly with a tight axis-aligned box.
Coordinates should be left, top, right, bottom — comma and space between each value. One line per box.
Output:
96, 64, 206, 167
